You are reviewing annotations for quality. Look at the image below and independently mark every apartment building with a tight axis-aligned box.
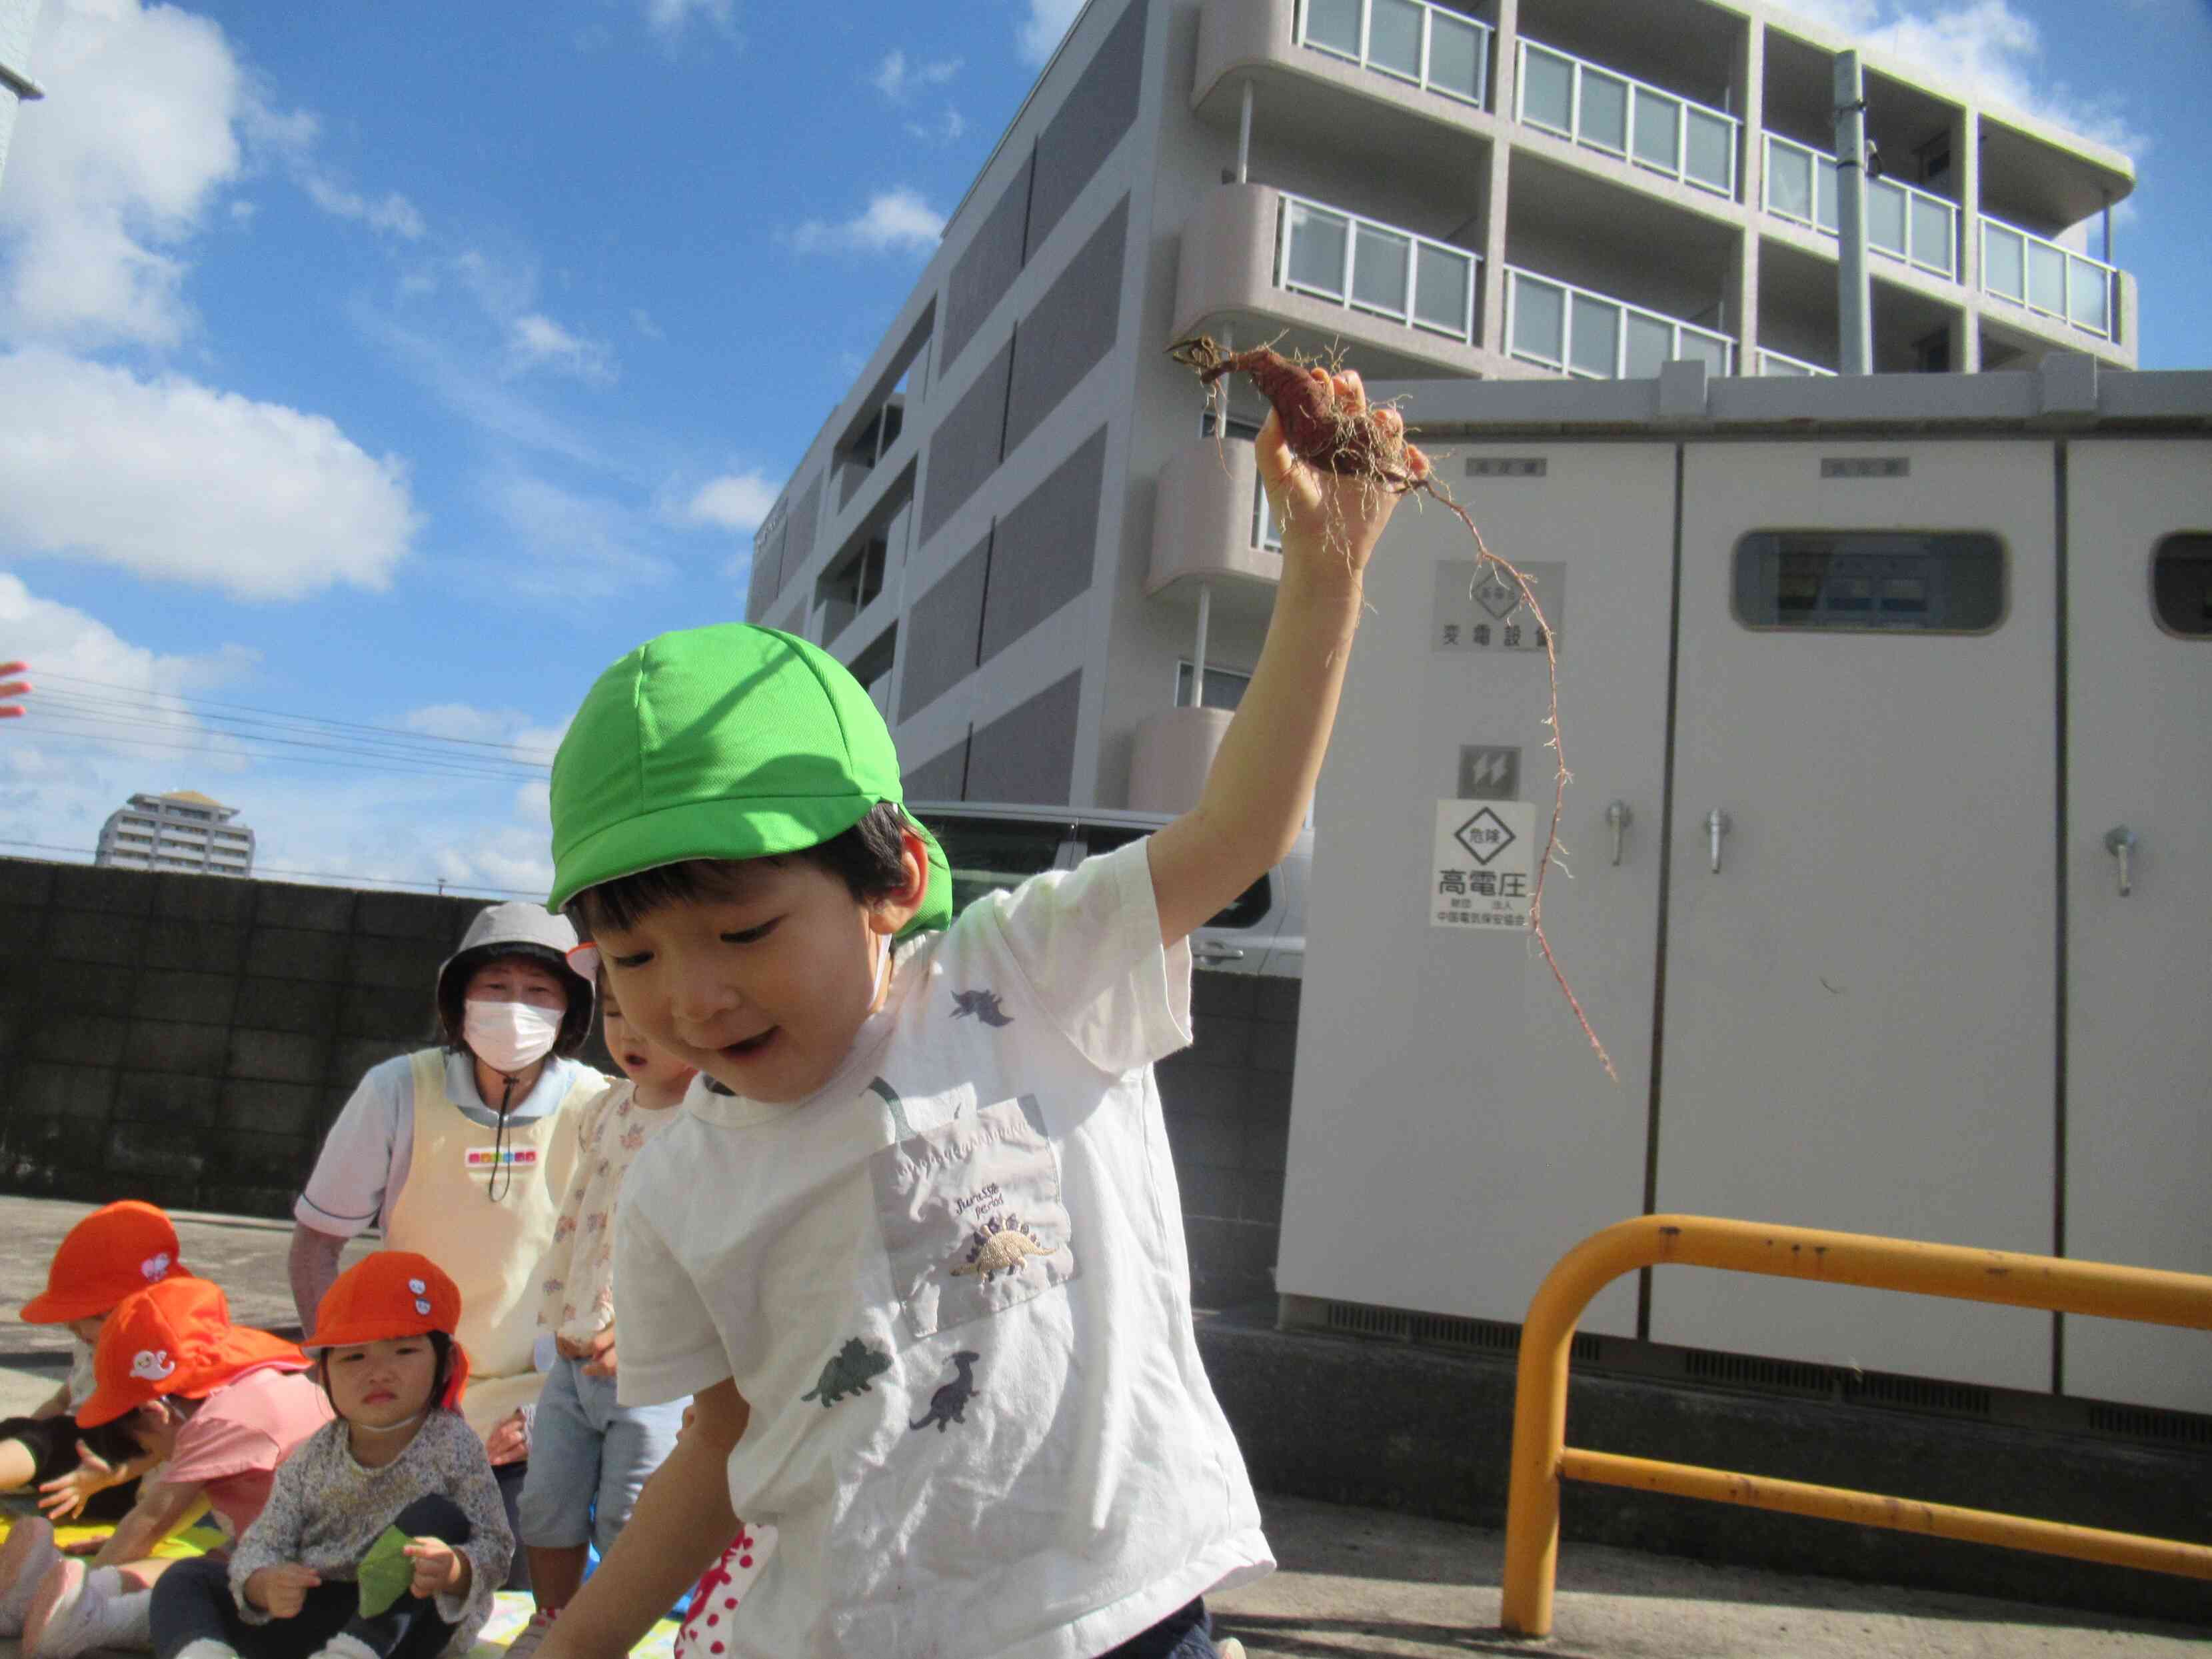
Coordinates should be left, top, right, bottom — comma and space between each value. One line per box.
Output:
0, 0, 43, 187
95, 790, 255, 877
746, 0, 2137, 816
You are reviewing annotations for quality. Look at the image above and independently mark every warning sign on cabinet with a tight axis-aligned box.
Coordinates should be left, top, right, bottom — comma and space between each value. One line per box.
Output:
1432, 799, 1537, 930
1430, 560, 1564, 654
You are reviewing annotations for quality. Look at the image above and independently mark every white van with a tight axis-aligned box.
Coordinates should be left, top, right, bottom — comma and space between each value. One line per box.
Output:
905, 801, 1309, 979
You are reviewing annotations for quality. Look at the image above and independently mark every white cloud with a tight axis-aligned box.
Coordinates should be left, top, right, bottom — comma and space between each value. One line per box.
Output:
872, 49, 962, 101
243, 100, 427, 240
644, 0, 735, 41
906, 107, 968, 145
510, 312, 617, 385
300, 174, 427, 240
0, 575, 258, 851
0, 0, 245, 347
786, 189, 944, 255
1016, 0, 1084, 66
0, 578, 563, 900
682, 471, 780, 533
479, 473, 672, 600
1770, 0, 2143, 153
630, 307, 665, 341
0, 347, 419, 601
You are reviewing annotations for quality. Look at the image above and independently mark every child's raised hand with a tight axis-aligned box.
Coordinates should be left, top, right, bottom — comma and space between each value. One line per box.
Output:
35, 1440, 120, 1520
246, 1563, 322, 1618
1255, 369, 1425, 587
403, 1538, 469, 1601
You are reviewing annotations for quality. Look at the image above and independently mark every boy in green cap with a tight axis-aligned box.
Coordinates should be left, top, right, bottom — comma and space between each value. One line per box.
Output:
540, 375, 1424, 1659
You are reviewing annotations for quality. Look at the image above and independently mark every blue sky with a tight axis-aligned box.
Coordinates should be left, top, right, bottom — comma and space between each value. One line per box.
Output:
0, 0, 2205, 898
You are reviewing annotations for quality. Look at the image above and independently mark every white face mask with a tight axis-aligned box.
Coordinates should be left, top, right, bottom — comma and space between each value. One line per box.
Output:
463, 1000, 562, 1075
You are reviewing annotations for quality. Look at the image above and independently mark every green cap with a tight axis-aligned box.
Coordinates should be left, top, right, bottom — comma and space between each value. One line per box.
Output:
547, 624, 950, 935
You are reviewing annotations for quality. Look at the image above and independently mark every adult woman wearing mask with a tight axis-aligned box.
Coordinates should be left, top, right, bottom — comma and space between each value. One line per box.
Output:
287, 904, 608, 1576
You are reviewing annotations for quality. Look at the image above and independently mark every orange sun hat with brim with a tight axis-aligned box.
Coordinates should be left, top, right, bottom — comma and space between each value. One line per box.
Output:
21, 1200, 191, 1325
304, 1252, 470, 1410
76, 1278, 309, 1429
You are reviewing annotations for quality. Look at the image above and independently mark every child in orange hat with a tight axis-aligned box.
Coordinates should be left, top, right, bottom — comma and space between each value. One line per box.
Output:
0, 1203, 195, 1637
145, 1253, 513, 1659
17, 1278, 331, 1659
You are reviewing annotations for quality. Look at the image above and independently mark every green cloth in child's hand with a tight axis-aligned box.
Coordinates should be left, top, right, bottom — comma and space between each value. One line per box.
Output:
356, 1526, 415, 1619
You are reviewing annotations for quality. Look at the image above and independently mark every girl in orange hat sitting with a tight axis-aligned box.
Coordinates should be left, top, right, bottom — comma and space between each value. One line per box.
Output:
16, 1277, 332, 1659
144, 1253, 513, 1659
0, 1200, 195, 1623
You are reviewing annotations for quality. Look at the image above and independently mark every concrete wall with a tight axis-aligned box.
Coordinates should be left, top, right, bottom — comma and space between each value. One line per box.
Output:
0, 858, 516, 1217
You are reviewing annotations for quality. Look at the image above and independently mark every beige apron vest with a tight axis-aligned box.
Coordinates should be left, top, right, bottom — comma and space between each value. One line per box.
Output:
387, 1050, 596, 1435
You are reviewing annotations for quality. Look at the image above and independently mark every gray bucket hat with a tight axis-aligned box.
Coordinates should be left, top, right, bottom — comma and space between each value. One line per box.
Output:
435, 902, 594, 1048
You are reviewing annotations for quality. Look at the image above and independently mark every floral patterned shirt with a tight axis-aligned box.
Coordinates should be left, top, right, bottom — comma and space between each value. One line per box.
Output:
225, 1410, 512, 1653
535, 1078, 686, 1345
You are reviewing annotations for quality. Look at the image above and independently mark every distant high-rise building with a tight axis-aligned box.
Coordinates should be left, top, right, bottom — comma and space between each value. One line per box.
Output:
0, 0, 45, 189
95, 791, 255, 877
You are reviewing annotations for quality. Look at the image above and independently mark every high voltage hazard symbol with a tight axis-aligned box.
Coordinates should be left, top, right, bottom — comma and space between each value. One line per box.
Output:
1452, 808, 1516, 866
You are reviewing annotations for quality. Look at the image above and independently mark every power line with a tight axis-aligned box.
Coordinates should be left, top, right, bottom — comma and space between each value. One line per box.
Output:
19, 713, 556, 787
0, 838, 547, 900
30, 696, 549, 783
29, 671, 561, 761
33, 688, 551, 773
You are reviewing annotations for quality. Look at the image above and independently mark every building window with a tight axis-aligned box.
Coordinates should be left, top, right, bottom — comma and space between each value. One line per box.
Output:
2153, 534, 2212, 639
1176, 662, 1252, 710
1733, 531, 2005, 634
846, 624, 898, 721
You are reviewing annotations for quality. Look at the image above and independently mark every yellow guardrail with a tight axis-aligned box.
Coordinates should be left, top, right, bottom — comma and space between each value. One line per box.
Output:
1500, 1215, 2212, 1637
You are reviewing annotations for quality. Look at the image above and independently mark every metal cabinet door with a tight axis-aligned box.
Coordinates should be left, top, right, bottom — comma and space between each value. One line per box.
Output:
1652, 440, 2057, 1391
2060, 439, 2212, 1414
1279, 443, 1675, 1336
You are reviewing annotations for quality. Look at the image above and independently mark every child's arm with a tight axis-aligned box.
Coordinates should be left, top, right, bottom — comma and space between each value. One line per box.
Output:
88, 1478, 209, 1568
28, 1380, 69, 1419
538, 1380, 748, 1659
226, 1453, 314, 1623
1146, 375, 1410, 946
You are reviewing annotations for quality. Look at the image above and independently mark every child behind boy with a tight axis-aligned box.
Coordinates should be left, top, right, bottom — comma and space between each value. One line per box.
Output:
505, 979, 696, 1652
0, 1202, 192, 1564
148, 1252, 514, 1659
534, 375, 1412, 1658
17, 1278, 333, 1659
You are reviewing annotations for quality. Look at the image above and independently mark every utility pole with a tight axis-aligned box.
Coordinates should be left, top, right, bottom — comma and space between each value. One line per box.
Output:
1834, 50, 1873, 375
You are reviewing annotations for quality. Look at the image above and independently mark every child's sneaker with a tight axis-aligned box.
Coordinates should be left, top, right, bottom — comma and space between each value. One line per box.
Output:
23, 1561, 147, 1659
0, 1516, 59, 1636
503, 1608, 559, 1659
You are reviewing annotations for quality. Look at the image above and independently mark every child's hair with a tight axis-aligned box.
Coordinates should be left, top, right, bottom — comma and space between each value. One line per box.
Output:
566, 801, 912, 938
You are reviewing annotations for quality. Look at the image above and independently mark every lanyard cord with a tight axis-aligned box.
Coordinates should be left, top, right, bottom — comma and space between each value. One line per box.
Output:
488, 1073, 517, 1203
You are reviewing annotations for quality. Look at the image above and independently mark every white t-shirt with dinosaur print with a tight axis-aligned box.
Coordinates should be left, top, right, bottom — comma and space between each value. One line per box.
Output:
614, 838, 1272, 1658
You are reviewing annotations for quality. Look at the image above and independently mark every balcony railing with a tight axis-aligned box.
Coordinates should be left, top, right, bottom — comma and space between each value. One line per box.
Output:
1276, 191, 1481, 344
1761, 133, 1959, 281
1298, 0, 1491, 109
1506, 265, 1733, 379
1980, 215, 2116, 340
1255, 469, 1284, 551
1515, 39, 1737, 199
1756, 347, 1834, 378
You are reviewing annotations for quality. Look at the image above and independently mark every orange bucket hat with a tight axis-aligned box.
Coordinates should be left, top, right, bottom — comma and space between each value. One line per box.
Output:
304, 1253, 470, 1410
77, 1278, 308, 1428
21, 1201, 191, 1324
